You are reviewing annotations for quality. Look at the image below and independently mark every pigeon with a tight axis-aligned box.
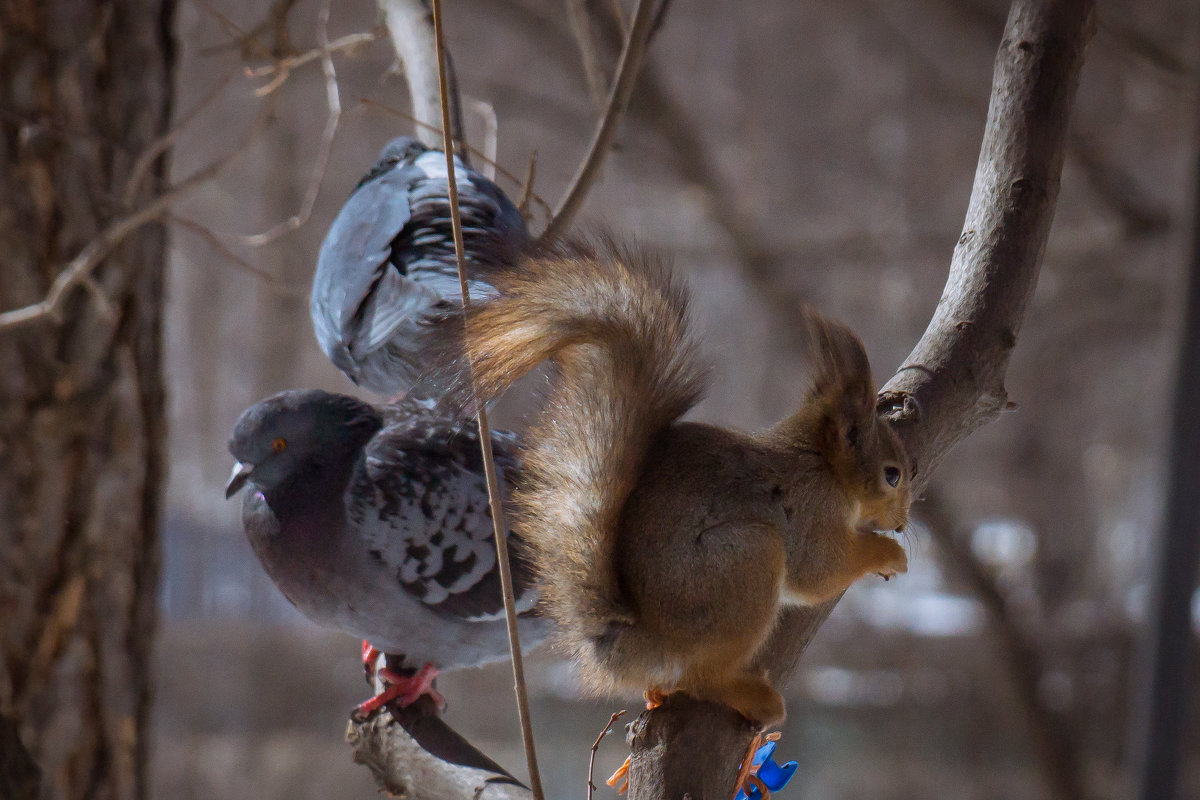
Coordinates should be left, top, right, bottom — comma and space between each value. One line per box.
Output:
310, 137, 530, 399
225, 389, 548, 713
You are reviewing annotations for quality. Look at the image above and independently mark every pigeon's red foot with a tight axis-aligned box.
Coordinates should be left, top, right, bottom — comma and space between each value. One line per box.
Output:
362, 641, 382, 682
354, 662, 445, 719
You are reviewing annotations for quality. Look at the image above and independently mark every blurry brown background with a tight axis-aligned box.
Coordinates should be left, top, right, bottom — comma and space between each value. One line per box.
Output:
154, 0, 1196, 798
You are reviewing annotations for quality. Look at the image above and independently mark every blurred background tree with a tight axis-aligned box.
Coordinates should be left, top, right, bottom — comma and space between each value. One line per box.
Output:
0, 1, 175, 799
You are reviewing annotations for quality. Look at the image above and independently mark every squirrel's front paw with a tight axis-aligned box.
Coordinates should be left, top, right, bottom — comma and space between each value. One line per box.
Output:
871, 535, 908, 580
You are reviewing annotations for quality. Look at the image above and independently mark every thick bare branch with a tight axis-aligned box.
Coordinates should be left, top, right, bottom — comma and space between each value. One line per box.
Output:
624, 1, 1096, 797
381, 0, 465, 154
347, 701, 530, 800
346, 1, 1096, 798
876, 0, 1095, 483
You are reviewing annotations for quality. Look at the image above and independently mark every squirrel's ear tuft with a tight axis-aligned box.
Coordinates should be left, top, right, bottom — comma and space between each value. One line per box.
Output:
802, 309, 877, 426
801, 309, 882, 483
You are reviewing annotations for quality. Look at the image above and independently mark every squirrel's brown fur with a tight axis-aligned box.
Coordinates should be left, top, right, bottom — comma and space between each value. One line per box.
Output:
460, 239, 911, 727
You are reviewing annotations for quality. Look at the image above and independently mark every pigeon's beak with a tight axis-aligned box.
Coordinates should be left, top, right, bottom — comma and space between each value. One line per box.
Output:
225, 461, 254, 499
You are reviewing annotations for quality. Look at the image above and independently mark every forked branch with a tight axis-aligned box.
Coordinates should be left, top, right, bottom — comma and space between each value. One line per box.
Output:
347, 1, 1096, 798
615, 1, 1097, 798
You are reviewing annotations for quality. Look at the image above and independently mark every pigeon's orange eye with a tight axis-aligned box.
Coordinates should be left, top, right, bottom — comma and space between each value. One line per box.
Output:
272, 437, 287, 453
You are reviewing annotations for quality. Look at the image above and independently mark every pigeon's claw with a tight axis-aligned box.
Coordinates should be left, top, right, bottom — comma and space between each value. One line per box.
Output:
384, 662, 445, 710
353, 662, 445, 719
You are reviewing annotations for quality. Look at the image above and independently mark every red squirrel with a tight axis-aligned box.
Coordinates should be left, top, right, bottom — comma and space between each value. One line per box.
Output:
453, 239, 910, 727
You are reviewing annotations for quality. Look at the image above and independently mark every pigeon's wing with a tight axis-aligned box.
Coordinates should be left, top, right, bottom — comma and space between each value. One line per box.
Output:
351, 408, 533, 622
401, 152, 530, 288
462, 171, 529, 252
311, 161, 428, 366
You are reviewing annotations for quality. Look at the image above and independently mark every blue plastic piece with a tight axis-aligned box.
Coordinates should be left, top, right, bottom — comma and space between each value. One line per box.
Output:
734, 741, 798, 800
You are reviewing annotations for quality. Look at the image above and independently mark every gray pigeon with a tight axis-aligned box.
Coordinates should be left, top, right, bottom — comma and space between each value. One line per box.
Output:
225, 389, 547, 711
310, 137, 529, 398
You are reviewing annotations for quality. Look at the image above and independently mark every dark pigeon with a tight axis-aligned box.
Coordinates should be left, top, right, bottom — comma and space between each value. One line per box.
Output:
310, 137, 529, 398
225, 389, 548, 674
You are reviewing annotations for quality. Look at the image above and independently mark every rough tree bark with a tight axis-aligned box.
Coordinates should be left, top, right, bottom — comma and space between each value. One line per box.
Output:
0, 1, 175, 799
348, 0, 1096, 797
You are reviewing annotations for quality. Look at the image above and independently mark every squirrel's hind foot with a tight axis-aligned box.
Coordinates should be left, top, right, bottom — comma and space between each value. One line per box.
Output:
686, 673, 785, 729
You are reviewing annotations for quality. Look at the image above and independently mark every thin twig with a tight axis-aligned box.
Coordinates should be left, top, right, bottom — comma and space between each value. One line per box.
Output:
467, 98, 499, 181
430, 2, 545, 799
247, 28, 383, 78
0, 104, 273, 332
249, 28, 383, 97
77, 275, 118, 327
237, 0, 340, 247
649, 0, 675, 39
361, 98, 555, 217
587, 710, 626, 800
517, 150, 538, 221
608, 0, 627, 34
565, 0, 610, 111
122, 65, 241, 207
192, 0, 273, 60
541, 0, 657, 241
194, 0, 299, 60
167, 213, 309, 296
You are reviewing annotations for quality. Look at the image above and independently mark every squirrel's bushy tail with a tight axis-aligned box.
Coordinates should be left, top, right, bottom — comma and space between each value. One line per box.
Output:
460, 238, 706, 646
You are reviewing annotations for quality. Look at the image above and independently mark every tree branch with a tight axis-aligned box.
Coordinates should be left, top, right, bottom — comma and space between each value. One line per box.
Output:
565, 0, 610, 111
347, 699, 530, 800
0, 101, 273, 332
236, 0, 340, 247
344, 1, 1096, 798
864, 0, 1170, 237
380, 0, 466, 156
875, 0, 1094, 483
626, 1, 1096, 797
540, 0, 658, 242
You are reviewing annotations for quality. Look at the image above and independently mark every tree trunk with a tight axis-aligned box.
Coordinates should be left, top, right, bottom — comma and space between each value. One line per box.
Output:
0, 1, 175, 799
1129, 89, 1200, 800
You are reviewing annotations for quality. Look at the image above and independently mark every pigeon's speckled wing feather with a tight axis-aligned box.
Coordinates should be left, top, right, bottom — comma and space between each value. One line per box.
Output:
350, 410, 532, 622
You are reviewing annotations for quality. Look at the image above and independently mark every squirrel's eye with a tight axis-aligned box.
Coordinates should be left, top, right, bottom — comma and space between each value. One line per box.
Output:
884, 465, 901, 488
272, 437, 288, 453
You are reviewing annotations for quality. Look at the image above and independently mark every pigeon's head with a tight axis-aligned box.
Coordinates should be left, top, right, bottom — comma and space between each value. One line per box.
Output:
225, 390, 383, 499
377, 136, 428, 166
353, 137, 429, 192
